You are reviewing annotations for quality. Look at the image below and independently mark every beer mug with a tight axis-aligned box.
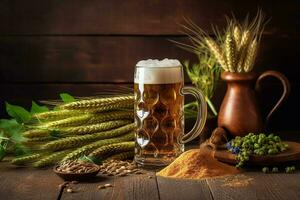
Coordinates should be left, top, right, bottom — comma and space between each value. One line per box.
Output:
134, 59, 207, 166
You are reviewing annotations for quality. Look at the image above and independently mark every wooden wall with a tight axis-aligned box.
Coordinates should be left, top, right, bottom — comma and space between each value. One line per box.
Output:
0, 0, 299, 131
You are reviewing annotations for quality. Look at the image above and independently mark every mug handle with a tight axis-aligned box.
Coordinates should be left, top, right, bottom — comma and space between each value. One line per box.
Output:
179, 86, 207, 144
255, 70, 291, 127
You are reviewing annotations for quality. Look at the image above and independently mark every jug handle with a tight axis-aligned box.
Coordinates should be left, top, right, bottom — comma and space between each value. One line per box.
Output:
255, 70, 291, 127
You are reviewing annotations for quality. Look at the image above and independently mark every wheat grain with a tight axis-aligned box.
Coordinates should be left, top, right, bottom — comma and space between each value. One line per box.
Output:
84, 102, 133, 113
62, 132, 134, 161
244, 39, 258, 72
32, 149, 72, 168
11, 153, 42, 165
205, 38, 228, 71
88, 142, 135, 160
233, 26, 242, 48
236, 31, 251, 72
105, 151, 134, 161
23, 136, 55, 143
225, 32, 237, 72
22, 129, 50, 138
42, 111, 133, 128
42, 114, 92, 128
58, 120, 131, 136
33, 110, 83, 121
59, 96, 134, 110
42, 123, 135, 151
240, 30, 250, 49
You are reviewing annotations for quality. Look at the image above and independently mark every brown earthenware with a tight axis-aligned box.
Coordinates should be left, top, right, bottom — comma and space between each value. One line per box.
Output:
218, 70, 290, 136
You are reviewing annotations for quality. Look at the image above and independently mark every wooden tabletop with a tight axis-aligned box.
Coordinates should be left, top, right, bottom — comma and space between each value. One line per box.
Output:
0, 161, 300, 200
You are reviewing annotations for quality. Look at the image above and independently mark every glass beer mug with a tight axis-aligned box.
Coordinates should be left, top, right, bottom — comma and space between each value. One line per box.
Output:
134, 59, 207, 166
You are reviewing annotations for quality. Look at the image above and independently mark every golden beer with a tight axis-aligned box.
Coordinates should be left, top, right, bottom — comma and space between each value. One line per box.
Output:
134, 59, 207, 166
134, 82, 184, 165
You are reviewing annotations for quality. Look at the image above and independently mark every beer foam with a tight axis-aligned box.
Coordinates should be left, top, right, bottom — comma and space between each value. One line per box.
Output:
134, 59, 182, 84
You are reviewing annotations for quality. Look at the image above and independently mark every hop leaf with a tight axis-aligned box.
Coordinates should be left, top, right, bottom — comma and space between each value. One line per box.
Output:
30, 101, 49, 114
5, 102, 31, 123
60, 93, 76, 103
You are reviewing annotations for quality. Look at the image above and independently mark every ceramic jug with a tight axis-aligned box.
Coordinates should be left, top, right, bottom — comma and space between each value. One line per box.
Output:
218, 70, 290, 136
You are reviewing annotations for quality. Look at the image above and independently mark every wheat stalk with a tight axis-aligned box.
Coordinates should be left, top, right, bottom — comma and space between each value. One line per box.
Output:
240, 30, 250, 50
62, 132, 134, 161
59, 96, 134, 110
41, 114, 92, 128
233, 26, 242, 48
41, 123, 135, 151
33, 110, 83, 121
225, 32, 237, 72
11, 153, 42, 165
244, 39, 258, 72
22, 129, 50, 138
204, 38, 228, 71
105, 151, 134, 161
88, 141, 135, 161
237, 31, 251, 72
22, 136, 55, 143
57, 120, 131, 136
42, 111, 133, 128
32, 149, 72, 168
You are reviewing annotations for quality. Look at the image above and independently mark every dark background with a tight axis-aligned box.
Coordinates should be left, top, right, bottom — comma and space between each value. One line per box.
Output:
0, 0, 299, 131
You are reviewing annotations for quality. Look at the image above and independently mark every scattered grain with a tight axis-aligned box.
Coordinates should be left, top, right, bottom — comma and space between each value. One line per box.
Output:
97, 185, 106, 189
104, 183, 113, 188
99, 159, 140, 176
67, 188, 73, 193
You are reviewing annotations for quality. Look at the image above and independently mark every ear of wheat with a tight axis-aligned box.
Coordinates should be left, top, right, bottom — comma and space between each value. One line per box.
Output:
173, 10, 267, 73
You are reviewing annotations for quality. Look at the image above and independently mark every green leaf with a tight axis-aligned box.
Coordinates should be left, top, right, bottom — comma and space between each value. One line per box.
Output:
30, 101, 49, 114
60, 93, 76, 103
5, 102, 31, 123
0, 145, 5, 161
0, 119, 24, 142
0, 119, 22, 134
79, 155, 98, 164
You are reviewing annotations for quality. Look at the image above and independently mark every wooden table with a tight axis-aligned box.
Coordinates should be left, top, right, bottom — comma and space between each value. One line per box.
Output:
0, 161, 300, 200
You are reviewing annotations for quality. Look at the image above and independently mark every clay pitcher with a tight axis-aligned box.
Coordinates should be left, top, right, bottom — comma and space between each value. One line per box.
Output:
218, 70, 290, 136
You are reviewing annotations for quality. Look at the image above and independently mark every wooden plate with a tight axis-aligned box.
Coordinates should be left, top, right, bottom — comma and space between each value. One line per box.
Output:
213, 141, 300, 165
53, 165, 100, 181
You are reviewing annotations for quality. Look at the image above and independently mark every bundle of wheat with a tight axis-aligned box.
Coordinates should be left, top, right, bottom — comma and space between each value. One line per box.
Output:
11, 95, 135, 167
173, 10, 267, 73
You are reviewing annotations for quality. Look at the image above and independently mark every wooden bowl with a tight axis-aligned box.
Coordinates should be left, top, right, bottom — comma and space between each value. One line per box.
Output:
214, 141, 300, 166
53, 164, 100, 181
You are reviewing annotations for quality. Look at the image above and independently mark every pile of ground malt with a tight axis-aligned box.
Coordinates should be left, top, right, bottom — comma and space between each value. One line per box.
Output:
157, 149, 239, 180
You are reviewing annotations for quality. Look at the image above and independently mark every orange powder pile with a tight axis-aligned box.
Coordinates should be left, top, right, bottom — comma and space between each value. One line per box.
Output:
157, 149, 239, 180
